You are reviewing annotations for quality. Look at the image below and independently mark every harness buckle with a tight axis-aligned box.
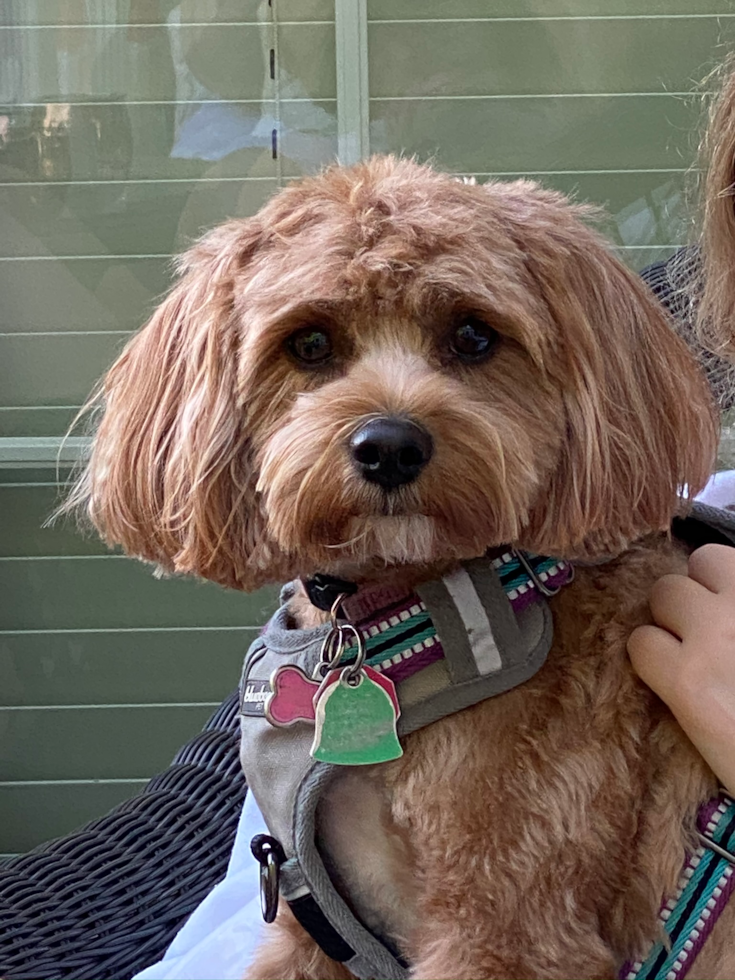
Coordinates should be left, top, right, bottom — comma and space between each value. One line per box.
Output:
251, 834, 286, 923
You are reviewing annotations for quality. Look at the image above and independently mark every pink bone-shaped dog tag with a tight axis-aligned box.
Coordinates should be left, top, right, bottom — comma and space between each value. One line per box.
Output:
265, 664, 320, 727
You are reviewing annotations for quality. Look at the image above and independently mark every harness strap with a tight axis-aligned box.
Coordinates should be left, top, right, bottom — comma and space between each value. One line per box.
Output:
620, 794, 735, 980
287, 894, 356, 963
292, 765, 411, 979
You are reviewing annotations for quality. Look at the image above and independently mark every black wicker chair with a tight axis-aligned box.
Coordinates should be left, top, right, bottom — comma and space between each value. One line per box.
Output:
0, 691, 246, 980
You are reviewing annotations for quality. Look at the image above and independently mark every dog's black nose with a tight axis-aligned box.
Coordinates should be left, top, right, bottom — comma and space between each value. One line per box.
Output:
349, 417, 433, 490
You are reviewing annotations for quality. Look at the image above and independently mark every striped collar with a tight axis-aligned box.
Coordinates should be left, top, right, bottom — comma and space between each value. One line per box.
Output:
314, 550, 574, 687
245, 550, 575, 735
621, 793, 735, 980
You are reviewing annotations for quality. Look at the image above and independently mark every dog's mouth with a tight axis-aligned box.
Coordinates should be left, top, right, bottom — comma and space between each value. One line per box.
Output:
319, 509, 499, 576
367, 491, 420, 519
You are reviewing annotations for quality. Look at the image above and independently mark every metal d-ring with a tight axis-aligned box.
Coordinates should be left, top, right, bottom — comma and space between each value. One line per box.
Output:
512, 548, 569, 598
250, 834, 286, 922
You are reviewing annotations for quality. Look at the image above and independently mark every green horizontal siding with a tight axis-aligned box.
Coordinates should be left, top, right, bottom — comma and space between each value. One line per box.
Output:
0, 0, 334, 28
0, 438, 88, 468
368, 17, 735, 96
0, 101, 336, 185
365, 5, 730, 277
0, 333, 128, 408
1, 781, 148, 854
368, 1, 735, 19
0, 179, 279, 260
0, 704, 218, 781
0, 254, 171, 340
0, 25, 334, 103
0, 484, 91, 556
0, 468, 277, 852
0, 409, 84, 439
0, 468, 74, 485
370, 94, 701, 174
0, 0, 313, 855
0, 558, 277, 631
0, 628, 258, 707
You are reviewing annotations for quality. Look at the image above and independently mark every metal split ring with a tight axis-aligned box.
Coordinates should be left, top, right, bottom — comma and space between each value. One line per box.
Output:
318, 622, 367, 677
329, 593, 347, 629
319, 626, 348, 672
339, 663, 365, 688
315, 592, 351, 671
337, 623, 366, 681
315, 593, 367, 681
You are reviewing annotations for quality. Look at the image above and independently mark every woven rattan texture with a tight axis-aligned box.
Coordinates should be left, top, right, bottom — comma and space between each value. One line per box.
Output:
0, 691, 246, 980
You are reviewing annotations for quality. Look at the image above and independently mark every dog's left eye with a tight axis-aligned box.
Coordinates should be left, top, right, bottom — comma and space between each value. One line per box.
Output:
288, 327, 333, 365
450, 318, 498, 362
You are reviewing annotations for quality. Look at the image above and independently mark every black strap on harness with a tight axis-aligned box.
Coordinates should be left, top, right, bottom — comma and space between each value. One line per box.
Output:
287, 895, 356, 963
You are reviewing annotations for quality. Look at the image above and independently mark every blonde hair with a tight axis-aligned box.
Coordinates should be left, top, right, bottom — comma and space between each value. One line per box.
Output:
697, 56, 735, 359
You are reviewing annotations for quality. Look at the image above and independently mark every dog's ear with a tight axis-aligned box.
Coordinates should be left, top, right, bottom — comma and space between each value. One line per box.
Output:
492, 182, 718, 558
67, 219, 278, 591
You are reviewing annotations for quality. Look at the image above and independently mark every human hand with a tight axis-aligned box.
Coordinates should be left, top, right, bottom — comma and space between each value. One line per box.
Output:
628, 544, 735, 796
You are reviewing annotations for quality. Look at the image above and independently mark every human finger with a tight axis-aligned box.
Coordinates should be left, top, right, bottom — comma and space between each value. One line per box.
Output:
647, 573, 713, 641
627, 623, 683, 704
688, 543, 735, 596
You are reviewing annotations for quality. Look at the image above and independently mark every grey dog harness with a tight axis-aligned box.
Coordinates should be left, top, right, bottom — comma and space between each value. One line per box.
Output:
239, 550, 573, 978
238, 503, 735, 980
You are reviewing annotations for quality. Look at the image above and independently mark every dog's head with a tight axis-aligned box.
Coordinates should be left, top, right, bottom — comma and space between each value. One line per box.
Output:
71, 157, 717, 590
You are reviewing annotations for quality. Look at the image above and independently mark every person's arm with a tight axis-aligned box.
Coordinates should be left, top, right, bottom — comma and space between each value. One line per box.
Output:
628, 543, 735, 796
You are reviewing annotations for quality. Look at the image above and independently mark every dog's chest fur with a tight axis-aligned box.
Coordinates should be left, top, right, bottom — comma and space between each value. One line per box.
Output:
301, 537, 734, 979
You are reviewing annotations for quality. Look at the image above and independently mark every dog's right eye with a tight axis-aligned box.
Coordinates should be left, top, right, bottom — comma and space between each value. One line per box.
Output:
449, 317, 498, 363
287, 328, 333, 365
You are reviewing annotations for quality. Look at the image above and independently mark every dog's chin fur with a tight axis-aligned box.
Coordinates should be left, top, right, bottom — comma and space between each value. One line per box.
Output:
63, 156, 735, 977
346, 515, 437, 566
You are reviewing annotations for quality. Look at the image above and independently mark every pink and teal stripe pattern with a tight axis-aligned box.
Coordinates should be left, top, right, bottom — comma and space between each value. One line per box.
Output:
620, 795, 735, 980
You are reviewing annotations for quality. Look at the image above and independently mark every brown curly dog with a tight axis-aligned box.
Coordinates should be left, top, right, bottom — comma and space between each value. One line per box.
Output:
69, 157, 735, 979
